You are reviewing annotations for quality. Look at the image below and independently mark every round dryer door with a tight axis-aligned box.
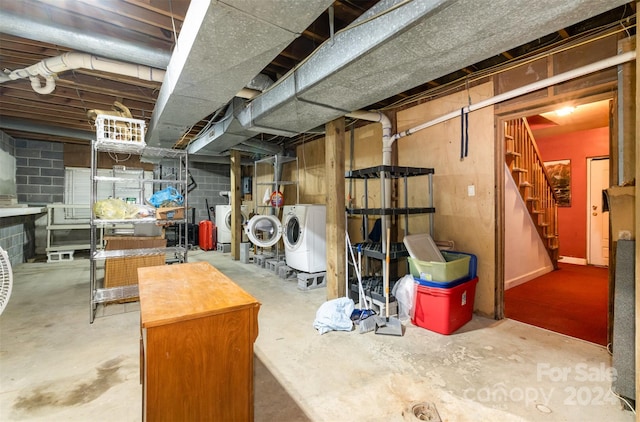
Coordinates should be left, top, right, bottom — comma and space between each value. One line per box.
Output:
225, 210, 248, 230
283, 214, 302, 248
245, 214, 282, 248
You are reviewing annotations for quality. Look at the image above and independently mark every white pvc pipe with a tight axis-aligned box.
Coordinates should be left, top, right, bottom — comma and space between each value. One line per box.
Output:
346, 110, 393, 252
396, 50, 637, 140
29, 75, 55, 94
4, 52, 166, 94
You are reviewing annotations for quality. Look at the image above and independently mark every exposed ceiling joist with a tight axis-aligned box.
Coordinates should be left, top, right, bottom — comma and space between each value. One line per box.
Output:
0, 0, 635, 156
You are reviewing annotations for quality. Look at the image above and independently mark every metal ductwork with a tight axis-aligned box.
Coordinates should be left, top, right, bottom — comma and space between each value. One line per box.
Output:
0, 10, 171, 69
188, 98, 288, 155
146, 0, 334, 149
238, 138, 282, 155
235, 0, 628, 136
0, 118, 94, 141
246, 74, 275, 93
188, 99, 253, 154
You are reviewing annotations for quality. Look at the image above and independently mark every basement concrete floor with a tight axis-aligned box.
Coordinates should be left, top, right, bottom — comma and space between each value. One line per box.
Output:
0, 249, 635, 422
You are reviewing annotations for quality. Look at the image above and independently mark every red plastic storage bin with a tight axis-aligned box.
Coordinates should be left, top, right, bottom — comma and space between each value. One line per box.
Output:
411, 277, 478, 335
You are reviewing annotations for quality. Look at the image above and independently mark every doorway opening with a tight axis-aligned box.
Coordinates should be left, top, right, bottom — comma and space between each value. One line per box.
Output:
501, 97, 612, 346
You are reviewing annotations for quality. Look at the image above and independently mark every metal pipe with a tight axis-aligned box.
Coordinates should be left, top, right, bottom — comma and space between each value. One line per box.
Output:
0, 10, 170, 69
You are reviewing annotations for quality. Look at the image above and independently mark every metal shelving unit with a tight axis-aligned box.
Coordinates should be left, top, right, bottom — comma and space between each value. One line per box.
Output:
254, 154, 299, 214
345, 165, 435, 259
89, 116, 189, 323
345, 165, 435, 312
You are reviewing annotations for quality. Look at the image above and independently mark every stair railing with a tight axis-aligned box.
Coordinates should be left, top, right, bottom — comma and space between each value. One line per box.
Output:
505, 118, 559, 267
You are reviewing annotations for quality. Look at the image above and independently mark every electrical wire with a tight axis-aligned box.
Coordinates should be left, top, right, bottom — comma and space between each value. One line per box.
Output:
169, 0, 178, 52
609, 386, 636, 414
605, 341, 636, 414
180, 106, 232, 149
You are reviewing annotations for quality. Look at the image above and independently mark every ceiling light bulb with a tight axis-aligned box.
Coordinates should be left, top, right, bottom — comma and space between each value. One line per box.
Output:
555, 106, 575, 117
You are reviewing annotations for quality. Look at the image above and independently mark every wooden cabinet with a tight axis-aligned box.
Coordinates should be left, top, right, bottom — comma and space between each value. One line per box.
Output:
138, 261, 261, 422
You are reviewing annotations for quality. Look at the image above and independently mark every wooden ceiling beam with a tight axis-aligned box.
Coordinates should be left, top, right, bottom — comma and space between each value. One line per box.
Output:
2, 80, 156, 107
0, 93, 153, 121
332, 1, 373, 20
0, 40, 71, 58
124, 0, 189, 19
0, 34, 69, 51
58, 71, 162, 92
0, 85, 155, 116
0, 96, 90, 114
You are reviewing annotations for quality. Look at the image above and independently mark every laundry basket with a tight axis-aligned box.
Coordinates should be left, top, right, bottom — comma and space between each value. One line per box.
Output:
95, 115, 146, 149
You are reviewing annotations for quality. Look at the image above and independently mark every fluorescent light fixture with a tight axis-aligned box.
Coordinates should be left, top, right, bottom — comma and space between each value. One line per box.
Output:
555, 106, 575, 117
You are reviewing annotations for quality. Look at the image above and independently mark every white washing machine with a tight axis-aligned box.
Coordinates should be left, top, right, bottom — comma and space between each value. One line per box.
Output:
215, 204, 249, 244
245, 204, 326, 273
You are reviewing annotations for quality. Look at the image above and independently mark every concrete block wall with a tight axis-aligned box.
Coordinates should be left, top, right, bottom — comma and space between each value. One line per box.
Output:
15, 139, 64, 205
0, 132, 38, 265
179, 162, 232, 223
0, 215, 37, 267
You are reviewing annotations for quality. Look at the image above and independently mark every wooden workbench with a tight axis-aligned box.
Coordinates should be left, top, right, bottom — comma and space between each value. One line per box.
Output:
138, 261, 261, 421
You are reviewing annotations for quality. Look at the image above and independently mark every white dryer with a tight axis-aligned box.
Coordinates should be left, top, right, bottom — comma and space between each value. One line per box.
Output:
245, 204, 326, 273
215, 204, 249, 244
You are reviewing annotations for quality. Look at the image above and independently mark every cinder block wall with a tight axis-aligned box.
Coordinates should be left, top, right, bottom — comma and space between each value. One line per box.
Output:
168, 162, 232, 223
15, 139, 64, 205
0, 134, 39, 265
0, 215, 37, 267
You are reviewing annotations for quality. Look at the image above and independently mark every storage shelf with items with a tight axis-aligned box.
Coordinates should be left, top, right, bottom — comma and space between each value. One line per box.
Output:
89, 115, 189, 323
254, 154, 299, 213
345, 165, 435, 314
345, 165, 435, 259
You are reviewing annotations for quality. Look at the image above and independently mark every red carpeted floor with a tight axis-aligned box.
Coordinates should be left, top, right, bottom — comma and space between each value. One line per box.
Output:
504, 263, 609, 346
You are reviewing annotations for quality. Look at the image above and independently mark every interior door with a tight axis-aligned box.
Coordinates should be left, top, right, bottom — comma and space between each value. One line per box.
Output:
587, 157, 609, 266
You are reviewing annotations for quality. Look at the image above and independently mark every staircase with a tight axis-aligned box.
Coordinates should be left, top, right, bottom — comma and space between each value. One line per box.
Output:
505, 118, 559, 269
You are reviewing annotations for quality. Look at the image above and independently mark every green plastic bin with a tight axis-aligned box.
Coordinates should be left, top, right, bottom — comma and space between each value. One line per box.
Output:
407, 251, 471, 282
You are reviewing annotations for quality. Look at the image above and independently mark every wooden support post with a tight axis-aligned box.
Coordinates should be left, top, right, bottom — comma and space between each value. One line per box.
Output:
230, 149, 242, 260
325, 117, 346, 299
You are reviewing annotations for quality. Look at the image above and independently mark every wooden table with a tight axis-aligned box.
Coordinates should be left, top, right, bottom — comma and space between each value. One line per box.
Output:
138, 261, 261, 422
